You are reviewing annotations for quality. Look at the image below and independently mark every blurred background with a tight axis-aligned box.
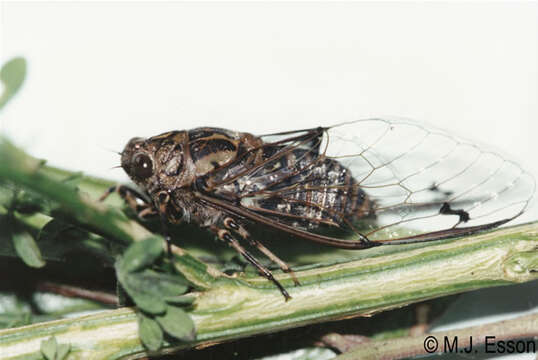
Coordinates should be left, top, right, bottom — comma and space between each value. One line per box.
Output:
1, 2, 537, 359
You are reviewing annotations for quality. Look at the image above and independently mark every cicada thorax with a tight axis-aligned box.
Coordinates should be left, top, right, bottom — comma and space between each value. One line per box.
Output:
186, 127, 262, 177
140, 127, 251, 189
147, 127, 263, 225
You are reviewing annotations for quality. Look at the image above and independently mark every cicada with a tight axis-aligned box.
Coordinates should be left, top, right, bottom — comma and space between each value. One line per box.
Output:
102, 118, 535, 300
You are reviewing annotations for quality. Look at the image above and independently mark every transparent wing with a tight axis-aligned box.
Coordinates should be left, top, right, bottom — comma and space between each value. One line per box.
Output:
317, 117, 535, 240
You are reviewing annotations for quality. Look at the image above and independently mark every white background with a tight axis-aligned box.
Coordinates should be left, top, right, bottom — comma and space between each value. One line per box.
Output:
1, 2, 537, 357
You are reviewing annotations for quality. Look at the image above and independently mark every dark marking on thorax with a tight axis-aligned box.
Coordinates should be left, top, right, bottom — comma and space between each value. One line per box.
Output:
187, 128, 242, 177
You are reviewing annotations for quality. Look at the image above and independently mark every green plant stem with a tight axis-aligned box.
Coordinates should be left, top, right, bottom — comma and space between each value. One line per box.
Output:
334, 312, 538, 360
0, 137, 219, 287
0, 138, 150, 245
0, 221, 536, 359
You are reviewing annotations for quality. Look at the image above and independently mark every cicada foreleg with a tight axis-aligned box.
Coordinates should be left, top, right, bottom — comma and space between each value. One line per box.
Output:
100, 185, 157, 220
100, 185, 171, 255
210, 224, 292, 301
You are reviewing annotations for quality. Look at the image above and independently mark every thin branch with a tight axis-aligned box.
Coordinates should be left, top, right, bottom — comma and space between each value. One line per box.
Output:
334, 312, 538, 360
36, 282, 118, 306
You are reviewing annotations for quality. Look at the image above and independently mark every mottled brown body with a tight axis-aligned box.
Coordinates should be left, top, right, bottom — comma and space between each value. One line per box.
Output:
121, 127, 372, 233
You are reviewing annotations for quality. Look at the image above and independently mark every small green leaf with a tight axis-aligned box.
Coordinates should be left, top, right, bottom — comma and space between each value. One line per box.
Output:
11, 224, 45, 268
129, 291, 167, 315
56, 343, 71, 360
132, 270, 188, 297
155, 305, 195, 341
0, 57, 26, 110
165, 295, 196, 306
40, 336, 70, 360
40, 336, 57, 360
115, 241, 189, 315
122, 236, 163, 273
116, 262, 167, 315
138, 312, 163, 351
122, 269, 188, 313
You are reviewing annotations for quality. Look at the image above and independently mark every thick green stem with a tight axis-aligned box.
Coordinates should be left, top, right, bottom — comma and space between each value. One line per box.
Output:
0, 137, 219, 287
0, 222, 536, 359
0, 138, 149, 245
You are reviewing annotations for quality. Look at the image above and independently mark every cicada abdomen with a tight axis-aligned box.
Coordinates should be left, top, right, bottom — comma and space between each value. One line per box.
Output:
109, 118, 536, 300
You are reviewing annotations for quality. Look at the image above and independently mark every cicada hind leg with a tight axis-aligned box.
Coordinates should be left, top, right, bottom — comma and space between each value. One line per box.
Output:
211, 217, 300, 301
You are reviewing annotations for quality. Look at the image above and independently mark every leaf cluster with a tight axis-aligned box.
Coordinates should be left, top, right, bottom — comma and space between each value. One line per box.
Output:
115, 237, 196, 350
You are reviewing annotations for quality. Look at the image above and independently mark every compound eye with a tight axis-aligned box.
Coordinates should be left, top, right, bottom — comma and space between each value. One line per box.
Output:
132, 153, 153, 179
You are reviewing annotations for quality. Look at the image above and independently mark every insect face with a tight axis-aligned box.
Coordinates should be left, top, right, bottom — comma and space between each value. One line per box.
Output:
121, 137, 153, 179
121, 131, 193, 194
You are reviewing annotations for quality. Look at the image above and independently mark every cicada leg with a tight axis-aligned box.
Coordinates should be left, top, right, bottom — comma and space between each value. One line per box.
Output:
99, 185, 156, 220
100, 185, 172, 256
154, 191, 174, 257
211, 225, 292, 301
223, 217, 300, 286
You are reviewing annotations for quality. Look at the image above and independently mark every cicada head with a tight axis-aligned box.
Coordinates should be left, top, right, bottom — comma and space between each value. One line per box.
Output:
121, 137, 153, 183
121, 131, 194, 194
